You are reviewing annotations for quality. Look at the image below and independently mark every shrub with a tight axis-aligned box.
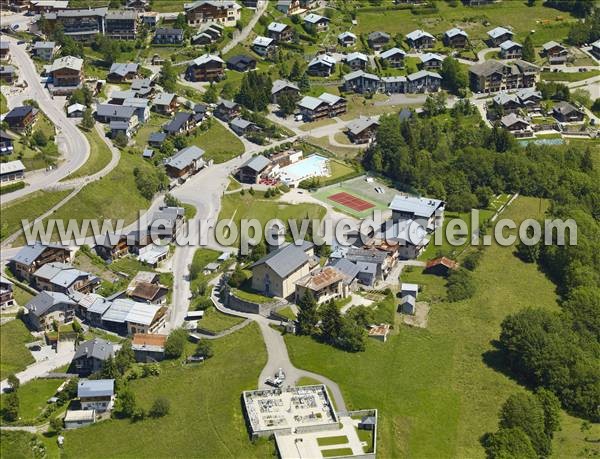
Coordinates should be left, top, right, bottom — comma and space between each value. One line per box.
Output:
0, 181, 25, 195
149, 397, 170, 418
446, 269, 476, 301
164, 328, 188, 359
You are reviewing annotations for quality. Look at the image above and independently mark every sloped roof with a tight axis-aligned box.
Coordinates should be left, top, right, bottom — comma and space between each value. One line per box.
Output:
407, 70, 441, 81
406, 29, 434, 41
253, 36, 274, 47
241, 154, 271, 172
389, 194, 444, 218
25, 291, 75, 317
500, 40, 522, 51
0, 159, 25, 175
445, 27, 467, 38
304, 13, 328, 24
11, 242, 67, 266
346, 52, 368, 63
268, 22, 288, 33
488, 26, 513, 39
380, 47, 406, 60
419, 52, 445, 63
298, 95, 327, 111
338, 31, 356, 41
190, 53, 224, 67
49, 55, 83, 73
271, 79, 299, 95
347, 117, 379, 135
295, 267, 344, 291
250, 241, 312, 278
96, 104, 136, 119
73, 338, 114, 361
108, 62, 139, 77
78, 379, 114, 398
501, 113, 529, 128
166, 145, 205, 170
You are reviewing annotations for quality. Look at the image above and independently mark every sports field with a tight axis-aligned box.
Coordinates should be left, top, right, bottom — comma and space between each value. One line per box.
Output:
312, 176, 397, 218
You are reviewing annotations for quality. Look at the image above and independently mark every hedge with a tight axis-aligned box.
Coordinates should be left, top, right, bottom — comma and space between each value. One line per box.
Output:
0, 181, 25, 195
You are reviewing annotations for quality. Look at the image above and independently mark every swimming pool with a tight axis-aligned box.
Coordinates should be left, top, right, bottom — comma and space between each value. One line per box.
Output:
278, 154, 330, 186
518, 137, 565, 146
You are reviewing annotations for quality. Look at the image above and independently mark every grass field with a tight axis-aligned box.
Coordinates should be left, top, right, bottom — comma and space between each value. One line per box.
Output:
284, 196, 590, 458
191, 121, 245, 164
322, 447, 354, 457
0, 431, 46, 459
541, 70, 600, 82
307, 136, 364, 159
62, 128, 112, 181
354, 2, 577, 47
200, 306, 245, 333
0, 320, 35, 380
62, 324, 273, 458
0, 378, 62, 424
317, 435, 349, 446
0, 188, 71, 241
0, 93, 8, 114
218, 190, 326, 245
133, 113, 171, 151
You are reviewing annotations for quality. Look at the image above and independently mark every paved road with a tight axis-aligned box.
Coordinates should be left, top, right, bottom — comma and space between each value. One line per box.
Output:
2, 37, 90, 203
222, 0, 268, 55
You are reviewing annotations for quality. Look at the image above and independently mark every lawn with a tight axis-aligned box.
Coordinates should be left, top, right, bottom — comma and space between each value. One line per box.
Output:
199, 306, 245, 333
0, 320, 35, 380
354, 2, 577, 46
0, 188, 71, 241
541, 70, 600, 82
11, 284, 34, 306
0, 92, 8, 114
284, 196, 587, 458
0, 378, 62, 424
298, 118, 337, 132
33, 139, 159, 241
231, 287, 272, 304
133, 113, 171, 151
307, 136, 363, 160
217, 190, 327, 245
276, 306, 297, 321
227, 177, 242, 191
0, 431, 47, 459
317, 435, 349, 446
63, 128, 112, 181
62, 324, 273, 458
322, 447, 353, 457
190, 121, 245, 164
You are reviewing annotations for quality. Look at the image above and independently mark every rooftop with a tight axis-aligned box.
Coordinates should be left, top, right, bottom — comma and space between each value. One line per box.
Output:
78, 379, 114, 398
389, 194, 444, 218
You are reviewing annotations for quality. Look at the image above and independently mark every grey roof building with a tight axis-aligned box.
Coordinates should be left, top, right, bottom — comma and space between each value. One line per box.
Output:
165, 146, 205, 175
250, 241, 313, 279
25, 291, 77, 331
78, 379, 115, 398
72, 338, 115, 376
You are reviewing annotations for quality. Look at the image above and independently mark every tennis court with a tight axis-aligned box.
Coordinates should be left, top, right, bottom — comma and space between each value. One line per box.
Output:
328, 192, 375, 212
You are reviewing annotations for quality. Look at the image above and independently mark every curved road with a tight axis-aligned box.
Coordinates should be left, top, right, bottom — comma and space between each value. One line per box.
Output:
2, 37, 90, 203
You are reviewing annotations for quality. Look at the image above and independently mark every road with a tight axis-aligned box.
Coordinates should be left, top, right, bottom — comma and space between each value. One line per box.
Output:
2, 37, 90, 204
222, 0, 268, 55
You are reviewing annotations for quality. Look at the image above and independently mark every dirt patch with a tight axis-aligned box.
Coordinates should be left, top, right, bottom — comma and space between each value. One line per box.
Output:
401, 301, 430, 328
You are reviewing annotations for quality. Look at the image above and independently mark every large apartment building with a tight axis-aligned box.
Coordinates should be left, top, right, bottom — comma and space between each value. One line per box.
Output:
105, 10, 138, 40
43, 8, 138, 41
469, 59, 539, 94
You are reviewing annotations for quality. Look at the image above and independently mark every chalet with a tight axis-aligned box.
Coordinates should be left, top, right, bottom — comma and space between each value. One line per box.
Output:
140, 11, 159, 27
487, 26, 513, 46
0, 160, 25, 184
105, 10, 138, 40
96, 104, 137, 124
0, 130, 15, 155
33, 262, 100, 294
491, 92, 521, 115
424, 257, 459, 276
307, 54, 336, 77
110, 89, 137, 104
131, 77, 155, 98
298, 92, 346, 120
110, 120, 135, 139
32, 41, 56, 61
4, 106, 38, 131
469, 59, 538, 93
516, 88, 542, 110
400, 283, 418, 315
214, 99, 240, 121
592, 39, 600, 59
237, 155, 272, 183
107, 62, 139, 82
10, 243, 70, 282
345, 248, 391, 285
48, 55, 84, 93
338, 31, 357, 47
101, 298, 166, 336
44, 8, 107, 42
226, 54, 256, 72
123, 98, 150, 124
153, 92, 178, 115
295, 266, 346, 305
191, 27, 220, 45
552, 101, 585, 123
419, 52, 444, 70
443, 28, 468, 48
94, 233, 129, 261
0, 65, 15, 83
499, 40, 522, 59
367, 31, 390, 51
67, 103, 85, 118
193, 102, 209, 122
500, 113, 531, 136
186, 54, 225, 82
132, 333, 167, 362
148, 206, 185, 240
541, 41, 568, 64
406, 29, 435, 49
355, 261, 379, 288
153, 28, 184, 45
276, 0, 301, 16
165, 145, 205, 178
304, 13, 329, 32
164, 112, 195, 135
389, 194, 444, 231
126, 0, 150, 10
343, 70, 381, 94
379, 47, 406, 68
406, 70, 441, 93
127, 279, 168, 305
25, 291, 77, 331
346, 117, 379, 144
252, 36, 275, 57
72, 338, 115, 376
0, 275, 14, 309
345, 52, 369, 70
229, 117, 260, 136
250, 241, 314, 298
328, 258, 359, 290
271, 79, 300, 104
184, 1, 241, 27
78, 379, 115, 412
0, 41, 9, 61
148, 132, 167, 147
28, 0, 68, 13
268, 22, 293, 43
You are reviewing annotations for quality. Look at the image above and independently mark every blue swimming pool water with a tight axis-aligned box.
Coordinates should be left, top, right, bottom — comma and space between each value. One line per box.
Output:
279, 154, 329, 183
